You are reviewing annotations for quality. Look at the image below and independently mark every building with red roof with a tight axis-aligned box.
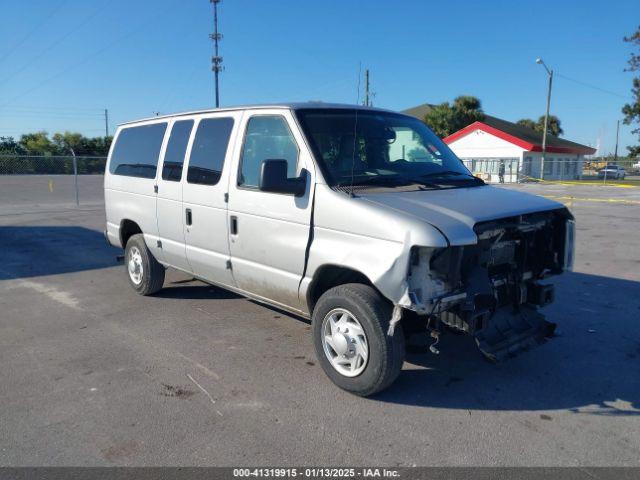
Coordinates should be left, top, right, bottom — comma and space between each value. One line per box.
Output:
403, 103, 596, 183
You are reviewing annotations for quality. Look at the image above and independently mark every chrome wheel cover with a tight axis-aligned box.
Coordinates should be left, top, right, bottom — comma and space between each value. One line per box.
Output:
127, 246, 144, 285
321, 308, 369, 377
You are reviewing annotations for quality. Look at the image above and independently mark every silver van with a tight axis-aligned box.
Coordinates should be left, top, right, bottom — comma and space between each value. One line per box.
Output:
104, 103, 575, 396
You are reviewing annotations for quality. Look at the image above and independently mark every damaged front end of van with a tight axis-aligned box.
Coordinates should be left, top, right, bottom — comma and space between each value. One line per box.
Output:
385, 208, 575, 361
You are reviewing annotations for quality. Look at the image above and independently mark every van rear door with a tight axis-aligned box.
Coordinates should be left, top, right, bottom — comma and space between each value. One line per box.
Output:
105, 121, 167, 260
182, 112, 240, 288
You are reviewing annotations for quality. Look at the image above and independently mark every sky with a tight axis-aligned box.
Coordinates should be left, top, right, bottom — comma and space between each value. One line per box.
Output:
0, 0, 638, 155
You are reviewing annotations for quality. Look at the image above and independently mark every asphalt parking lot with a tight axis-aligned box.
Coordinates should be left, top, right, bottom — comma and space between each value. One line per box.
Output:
1, 178, 639, 466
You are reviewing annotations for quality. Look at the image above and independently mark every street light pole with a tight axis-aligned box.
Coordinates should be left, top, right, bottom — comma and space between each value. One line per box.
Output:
536, 58, 553, 180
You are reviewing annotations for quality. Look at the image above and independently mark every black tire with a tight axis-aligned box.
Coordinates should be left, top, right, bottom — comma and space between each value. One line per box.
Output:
124, 233, 165, 295
312, 283, 405, 396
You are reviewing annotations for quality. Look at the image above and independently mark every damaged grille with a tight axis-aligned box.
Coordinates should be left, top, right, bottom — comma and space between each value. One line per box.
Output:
406, 208, 573, 362
431, 208, 572, 335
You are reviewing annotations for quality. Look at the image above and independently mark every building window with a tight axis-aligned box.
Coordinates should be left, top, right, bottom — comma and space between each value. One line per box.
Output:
544, 158, 553, 175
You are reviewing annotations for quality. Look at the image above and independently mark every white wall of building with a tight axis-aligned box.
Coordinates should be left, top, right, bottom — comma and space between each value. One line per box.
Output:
447, 129, 526, 158
447, 128, 584, 182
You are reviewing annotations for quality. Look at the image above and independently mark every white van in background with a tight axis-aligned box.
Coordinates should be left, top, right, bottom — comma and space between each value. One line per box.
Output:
105, 103, 574, 396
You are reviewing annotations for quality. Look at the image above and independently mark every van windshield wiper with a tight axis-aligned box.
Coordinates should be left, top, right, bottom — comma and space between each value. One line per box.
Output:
418, 171, 485, 185
420, 170, 474, 178
336, 175, 416, 187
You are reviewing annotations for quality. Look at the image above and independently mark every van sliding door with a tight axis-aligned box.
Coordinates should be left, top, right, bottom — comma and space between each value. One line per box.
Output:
155, 119, 194, 273
182, 113, 240, 287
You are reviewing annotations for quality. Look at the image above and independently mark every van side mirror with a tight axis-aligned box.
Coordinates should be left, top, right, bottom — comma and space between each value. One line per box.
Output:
259, 159, 306, 196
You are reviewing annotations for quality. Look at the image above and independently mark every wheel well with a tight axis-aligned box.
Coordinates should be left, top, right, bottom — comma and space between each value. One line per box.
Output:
307, 265, 374, 312
120, 219, 142, 248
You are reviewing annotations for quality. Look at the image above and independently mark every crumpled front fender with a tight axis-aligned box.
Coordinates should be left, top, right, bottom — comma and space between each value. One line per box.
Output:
301, 186, 449, 313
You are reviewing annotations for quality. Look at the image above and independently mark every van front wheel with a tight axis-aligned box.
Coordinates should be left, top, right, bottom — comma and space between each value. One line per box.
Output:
124, 234, 165, 295
312, 283, 405, 396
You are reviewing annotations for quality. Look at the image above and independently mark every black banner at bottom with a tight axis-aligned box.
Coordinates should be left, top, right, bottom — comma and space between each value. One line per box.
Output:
0, 468, 639, 480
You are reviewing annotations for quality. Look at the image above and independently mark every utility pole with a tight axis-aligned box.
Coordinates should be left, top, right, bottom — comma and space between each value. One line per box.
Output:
613, 119, 620, 164
536, 58, 553, 180
363, 69, 370, 107
210, 0, 223, 108
104, 108, 109, 137
69, 146, 79, 206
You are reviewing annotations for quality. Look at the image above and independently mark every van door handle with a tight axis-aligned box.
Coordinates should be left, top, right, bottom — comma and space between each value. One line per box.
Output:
185, 208, 192, 226
230, 216, 238, 235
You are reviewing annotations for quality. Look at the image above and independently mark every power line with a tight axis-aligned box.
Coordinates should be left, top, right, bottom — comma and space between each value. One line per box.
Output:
0, 7, 168, 109
1, 113, 103, 118
0, 106, 105, 115
0, 1, 109, 87
157, 63, 201, 113
2, 108, 104, 116
0, 127, 106, 134
1, 105, 102, 111
556, 73, 632, 100
0, 0, 68, 65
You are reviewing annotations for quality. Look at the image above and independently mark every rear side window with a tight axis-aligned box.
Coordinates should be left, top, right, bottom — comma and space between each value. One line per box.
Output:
187, 118, 234, 186
109, 123, 167, 179
239, 116, 298, 188
162, 120, 194, 181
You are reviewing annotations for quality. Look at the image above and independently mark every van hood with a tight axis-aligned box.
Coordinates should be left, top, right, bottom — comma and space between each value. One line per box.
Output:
359, 185, 564, 245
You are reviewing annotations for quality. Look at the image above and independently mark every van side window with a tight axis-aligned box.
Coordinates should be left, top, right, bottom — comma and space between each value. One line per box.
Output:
187, 118, 234, 186
239, 116, 298, 188
109, 123, 167, 179
162, 120, 194, 181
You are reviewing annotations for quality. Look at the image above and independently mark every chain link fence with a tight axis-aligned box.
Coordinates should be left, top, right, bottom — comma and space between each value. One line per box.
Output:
0, 155, 107, 208
1, 155, 638, 210
460, 157, 639, 184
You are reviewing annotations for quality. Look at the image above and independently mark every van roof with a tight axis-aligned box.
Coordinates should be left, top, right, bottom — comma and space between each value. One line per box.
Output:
118, 102, 395, 126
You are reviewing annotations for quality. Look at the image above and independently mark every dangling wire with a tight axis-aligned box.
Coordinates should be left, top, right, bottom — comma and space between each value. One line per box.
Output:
426, 297, 442, 355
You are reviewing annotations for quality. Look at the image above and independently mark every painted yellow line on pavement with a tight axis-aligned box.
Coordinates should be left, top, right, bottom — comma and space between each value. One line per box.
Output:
533, 179, 637, 188
543, 195, 640, 205
521, 176, 638, 188
556, 181, 636, 188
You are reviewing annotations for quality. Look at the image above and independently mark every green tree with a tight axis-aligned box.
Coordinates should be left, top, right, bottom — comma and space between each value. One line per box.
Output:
83, 135, 112, 156
0, 136, 26, 155
622, 26, 640, 158
423, 95, 485, 138
542, 115, 564, 136
516, 118, 537, 130
516, 115, 563, 136
52, 132, 84, 154
19, 131, 57, 155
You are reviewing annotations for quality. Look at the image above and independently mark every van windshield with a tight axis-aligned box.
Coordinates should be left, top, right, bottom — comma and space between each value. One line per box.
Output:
295, 108, 481, 189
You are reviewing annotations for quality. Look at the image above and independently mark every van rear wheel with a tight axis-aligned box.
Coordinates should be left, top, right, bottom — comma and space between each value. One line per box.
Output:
312, 283, 405, 396
124, 234, 165, 295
